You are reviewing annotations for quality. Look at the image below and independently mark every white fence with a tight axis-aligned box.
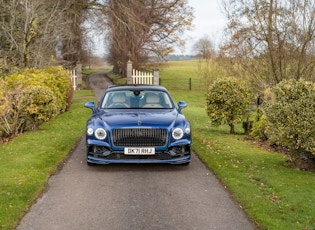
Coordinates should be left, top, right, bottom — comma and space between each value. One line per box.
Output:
131, 69, 154, 84
70, 69, 77, 90
70, 63, 82, 90
127, 60, 159, 85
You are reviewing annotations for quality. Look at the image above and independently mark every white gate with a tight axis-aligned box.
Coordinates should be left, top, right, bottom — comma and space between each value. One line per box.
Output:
127, 60, 159, 85
131, 69, 154, 84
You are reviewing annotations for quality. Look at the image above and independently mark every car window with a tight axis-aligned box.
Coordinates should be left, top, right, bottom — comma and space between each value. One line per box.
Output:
101, 90, 174, 109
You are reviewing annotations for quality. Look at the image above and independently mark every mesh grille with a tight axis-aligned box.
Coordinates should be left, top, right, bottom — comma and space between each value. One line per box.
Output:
112, 128, 167, 147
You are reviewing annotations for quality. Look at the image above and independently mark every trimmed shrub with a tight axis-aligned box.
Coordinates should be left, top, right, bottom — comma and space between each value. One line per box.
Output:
206, 77, 253, 134
1, 66, 70, 140
21, 85, 58, 127
0, 80, 9, 117
250, 114, 268, 140
0, 84, 29, 138
264, 79, 315, 162
6, 67, 71, 112
0, 84, 58, 139
44, 66, 73, 111
0, 80, 11, 138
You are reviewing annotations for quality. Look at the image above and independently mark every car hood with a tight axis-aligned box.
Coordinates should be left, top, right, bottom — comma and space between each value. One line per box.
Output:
95, 109, 180, 128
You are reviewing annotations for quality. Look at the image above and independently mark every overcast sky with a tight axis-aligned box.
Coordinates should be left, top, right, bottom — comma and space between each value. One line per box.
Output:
183, 0, 227, 54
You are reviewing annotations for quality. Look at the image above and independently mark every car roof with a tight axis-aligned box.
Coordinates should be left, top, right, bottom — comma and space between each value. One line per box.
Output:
106, 85, 169, 92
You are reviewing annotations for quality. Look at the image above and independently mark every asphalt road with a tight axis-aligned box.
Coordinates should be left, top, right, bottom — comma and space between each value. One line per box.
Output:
17, 72, 255, 230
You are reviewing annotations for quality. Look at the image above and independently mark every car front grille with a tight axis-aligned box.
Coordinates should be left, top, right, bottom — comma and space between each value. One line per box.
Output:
112, 128, 167, 147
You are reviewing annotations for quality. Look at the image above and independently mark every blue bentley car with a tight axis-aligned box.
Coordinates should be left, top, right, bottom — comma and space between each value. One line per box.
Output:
84, 85, 191, 165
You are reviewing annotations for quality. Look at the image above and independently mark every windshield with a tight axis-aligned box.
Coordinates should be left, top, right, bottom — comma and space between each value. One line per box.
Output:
100, 90, 175, 109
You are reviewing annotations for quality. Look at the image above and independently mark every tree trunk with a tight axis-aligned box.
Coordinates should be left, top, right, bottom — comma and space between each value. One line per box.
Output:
229, 123, 235, 134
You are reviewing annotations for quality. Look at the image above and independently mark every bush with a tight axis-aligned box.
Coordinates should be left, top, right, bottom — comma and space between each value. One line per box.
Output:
250, 114, 268, 140
44, 66, 73, 111
263, 79, 315, 162
21, 85, 58, 126
6, 67, 71, 112
0, 81, 28, 138
1, 66, 71, 140
0, 80, 9, 116
206, 77, 253, 134
0, 84, 58, 139
0, 80, 12, 138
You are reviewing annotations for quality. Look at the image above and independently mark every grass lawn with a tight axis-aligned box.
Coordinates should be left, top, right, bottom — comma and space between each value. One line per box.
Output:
163, 61, 315, 230
0, 90, 95, 230
170, 90, 315, 230
0, 61, 314, 230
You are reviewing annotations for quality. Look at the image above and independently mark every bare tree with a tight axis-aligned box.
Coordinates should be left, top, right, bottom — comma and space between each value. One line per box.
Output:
220, 0, 315, 89
102, 0, 194, 74
193, 36, 216, 59
193, 36, 219, 87
0, 0, 91, 73
0, 0, 193, 75
60, 0, 91, 68
1, 0, 60, 70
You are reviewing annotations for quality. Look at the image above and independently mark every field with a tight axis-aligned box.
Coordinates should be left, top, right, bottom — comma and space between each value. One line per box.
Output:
0, 61, 314, 230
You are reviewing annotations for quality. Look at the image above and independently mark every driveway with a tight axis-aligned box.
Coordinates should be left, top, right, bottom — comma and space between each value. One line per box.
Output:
86, 70, 113, 101
17, 72, 256, 230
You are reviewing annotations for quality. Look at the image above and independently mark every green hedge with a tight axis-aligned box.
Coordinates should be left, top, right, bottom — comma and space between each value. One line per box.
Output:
252, 79, 315, 165
5, 67, 71, 112
0, 66, 72, 139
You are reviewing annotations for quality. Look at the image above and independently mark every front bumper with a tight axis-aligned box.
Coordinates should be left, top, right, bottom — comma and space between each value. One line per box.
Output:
86, 141, 191, 165
87, 154, 190, 165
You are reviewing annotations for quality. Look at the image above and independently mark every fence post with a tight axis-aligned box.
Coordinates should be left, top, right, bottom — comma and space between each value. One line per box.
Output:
189, 78, 192, 90
75, 62, 82, 89
72, 69, 77, 90
127, 60, 132, 84
153, 69, 159, 85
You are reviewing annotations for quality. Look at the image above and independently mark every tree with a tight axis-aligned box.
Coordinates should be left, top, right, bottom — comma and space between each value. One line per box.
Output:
60, 0, 90, 68
0, 0, 89, 73
220, 0, 315, 88
192, 36, 224, 87
206, 77, 253, 134
193, 36, 216, 59
103, 0, 194, 74
0, 0, 193, 75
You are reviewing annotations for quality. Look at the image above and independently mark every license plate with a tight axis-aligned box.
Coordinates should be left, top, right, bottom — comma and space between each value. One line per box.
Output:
124, 147, 155, 155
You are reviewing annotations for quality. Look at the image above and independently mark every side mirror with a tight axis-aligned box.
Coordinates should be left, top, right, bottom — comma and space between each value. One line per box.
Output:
84, 101, 95, 112
177, 101, 187, 112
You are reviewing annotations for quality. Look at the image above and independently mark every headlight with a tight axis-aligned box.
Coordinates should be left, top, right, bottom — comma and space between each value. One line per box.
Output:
87, 127, 94, 136
172, 128, 184, 140
94, 128, 107, 140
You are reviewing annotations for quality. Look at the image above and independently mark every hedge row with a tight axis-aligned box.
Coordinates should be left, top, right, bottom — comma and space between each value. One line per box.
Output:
206, 78, 315, 166
0, 66, 73, 140
252, 79, 315, 164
